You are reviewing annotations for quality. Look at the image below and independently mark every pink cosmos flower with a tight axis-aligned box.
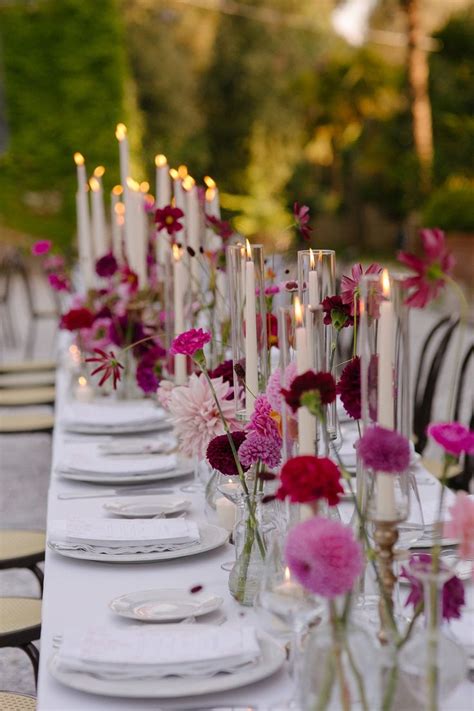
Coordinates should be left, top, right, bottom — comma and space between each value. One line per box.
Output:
293, 203, 312, 242
168, 374, 239, 460
341, 263, 383, 315
356, 425, 410, 473
170, 329, 212, 358
427, 422, 474, 457
48, 273, 70, 292
398, 228, 455, 308
444, 492, 474, 564
80, 318, 113, 353
156, 380, 174, 411
31, 240, 52, 256
401, 554, 465, 621
285, 517, 364, 598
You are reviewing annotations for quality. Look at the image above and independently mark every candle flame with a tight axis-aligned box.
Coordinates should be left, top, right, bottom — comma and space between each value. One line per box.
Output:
182, 175, 195, 192
382, 268, 391, 298
78, 376, 87, 387
318, 250, 323, 263
112, 185, 123, 196
204, 176, 216, 189
169, 168, 179, 180
155, 154, 167, 167
172, 244, 181, 262
245, 239, 252, 260
205, 186, 216, 203
139, 181, 150, 193
93, 165, 105, 178
115, 123, 127, 141
284, 566, 291, 582
178, 165, 188, 179
309, 248, 315, 270
126, 177, 139, 191
145, 194, 154, 206
294, 296, 303, 326
73, 152, 84, 166
115, 202, 125, 216
89, 177, 100, 192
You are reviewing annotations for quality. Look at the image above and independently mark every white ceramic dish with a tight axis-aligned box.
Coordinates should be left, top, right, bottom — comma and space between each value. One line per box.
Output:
103, 495, 192, 518
56, 462, 194, 486
48, 633, 285, 699
109, 588, 224, 622
63, 420, 172, 435
48, 524, 229, 563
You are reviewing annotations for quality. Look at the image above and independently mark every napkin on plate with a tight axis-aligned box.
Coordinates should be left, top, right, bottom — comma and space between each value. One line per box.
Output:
63, 402, 167, 430
56, 444, 177, 476
55, 625, 261, 679
49, 518, 200, 554
98, 435, 176, 456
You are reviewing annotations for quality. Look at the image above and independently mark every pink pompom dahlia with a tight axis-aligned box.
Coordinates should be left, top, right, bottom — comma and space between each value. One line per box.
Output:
357, 425, 410, 473
285, 517, 364, 598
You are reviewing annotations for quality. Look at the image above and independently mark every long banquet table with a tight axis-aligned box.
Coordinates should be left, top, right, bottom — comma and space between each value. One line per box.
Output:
37, 365, 473, 710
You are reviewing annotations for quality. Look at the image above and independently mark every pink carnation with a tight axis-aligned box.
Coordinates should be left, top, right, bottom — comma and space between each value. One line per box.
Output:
444, 492, 474, 564
285, 517, 364, 598
239, 431, 281, 469
156, 380, 174, 411
266, 362, 297, 413
170, 328, 211, 357
427, 422, 474, 457
357, 425, 410, 473
31, 239, 52, 256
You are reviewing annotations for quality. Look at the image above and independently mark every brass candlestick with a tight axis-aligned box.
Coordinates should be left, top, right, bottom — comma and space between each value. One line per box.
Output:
373, 521, 399, 645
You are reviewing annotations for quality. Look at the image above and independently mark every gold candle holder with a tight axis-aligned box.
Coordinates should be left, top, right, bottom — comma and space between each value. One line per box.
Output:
373, 521, 399, 645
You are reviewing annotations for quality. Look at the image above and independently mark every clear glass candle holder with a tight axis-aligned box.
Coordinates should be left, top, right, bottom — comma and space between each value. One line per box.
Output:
227, 243, 268, 420
366, 470, 410, 523
278, 305, 298, 464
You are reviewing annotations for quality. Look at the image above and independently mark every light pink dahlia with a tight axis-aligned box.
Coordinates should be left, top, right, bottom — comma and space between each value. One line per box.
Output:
285, 517, 364, 598
168, 374, 239, 459
156, 380, 174, 411
266, 362, 297, 414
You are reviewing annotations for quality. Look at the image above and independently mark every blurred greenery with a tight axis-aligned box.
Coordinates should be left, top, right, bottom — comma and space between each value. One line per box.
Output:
0, 0, 473, 251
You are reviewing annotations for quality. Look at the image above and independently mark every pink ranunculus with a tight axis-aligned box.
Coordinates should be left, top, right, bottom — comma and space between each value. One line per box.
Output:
427, 422, 474, 457
397, 228, 455, 308
31, 239, 52, 256
169, 328, 211, 358
443, 492, 474, 565
285, 517, 364, 598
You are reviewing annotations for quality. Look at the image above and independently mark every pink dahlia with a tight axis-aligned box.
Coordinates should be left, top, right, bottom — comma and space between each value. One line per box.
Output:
398, 228, 455, 308
285, 517, 364, 598
427, 422, 474, 457
266, 362, 297, 414
247, 395, 281, 440
168, 374, 239, 460
170, 328, 212, 358
31, 239, 52, 256
156, 380, 174, 411
341, 263, 382, 315
444, 492, 474, 563
357, 425, 410, 473
239, 431, 282, 470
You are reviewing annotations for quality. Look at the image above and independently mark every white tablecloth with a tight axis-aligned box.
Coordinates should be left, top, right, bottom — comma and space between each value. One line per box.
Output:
37, 368, 473, 710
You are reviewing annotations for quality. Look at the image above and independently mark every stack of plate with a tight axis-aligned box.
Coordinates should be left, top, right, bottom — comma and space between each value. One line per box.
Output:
63, 402, 171, 434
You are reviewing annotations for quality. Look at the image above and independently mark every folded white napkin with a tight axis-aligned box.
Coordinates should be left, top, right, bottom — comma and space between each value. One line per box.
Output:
56, 625, 260, 679
57, 444, 177, 476
63, 402, 167, 429
99, 436, 176, 456
49, 518, 200, 551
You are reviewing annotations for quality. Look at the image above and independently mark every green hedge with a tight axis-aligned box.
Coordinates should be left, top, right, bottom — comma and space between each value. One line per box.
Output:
0, 0, 128, 249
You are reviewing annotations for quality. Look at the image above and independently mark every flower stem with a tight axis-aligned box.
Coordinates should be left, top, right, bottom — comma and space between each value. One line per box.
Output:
329, 601, 351, 711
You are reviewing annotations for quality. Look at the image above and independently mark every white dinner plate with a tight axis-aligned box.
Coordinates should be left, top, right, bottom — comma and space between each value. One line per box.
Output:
48, 634, 285, 699
56, 462, 194, 486
48, 524, 229, 563
109, 588, 224, 621
63, 420, 172, 435
410, 536, 459, 550
103, 495, 192, 518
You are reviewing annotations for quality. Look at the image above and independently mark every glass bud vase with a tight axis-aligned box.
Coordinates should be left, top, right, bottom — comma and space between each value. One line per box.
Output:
301, 599, 380, 711
116, 350, 137, 400
398, 567, 467, 711
228, 493, 268, 606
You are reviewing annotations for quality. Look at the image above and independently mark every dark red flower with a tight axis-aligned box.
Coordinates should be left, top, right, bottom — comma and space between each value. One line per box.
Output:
96, 252, 118, 278
276, 455, 343, 505
337, 356, 361, 420
155, 205, 184, 235
209, 359, 234, 388
60, 307, 95, 331
119, 265, 139, 292
282, 370, 336, 413
397, 228, 455, 308
401, 554, 465, 621
206, 431, 248, 476
136, 343, 167, 394
321, 295, 354, 330
206, 215, 233, 241
86, 348, 124, 389
293, 202, 312, 242
48, 273, 70, 292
